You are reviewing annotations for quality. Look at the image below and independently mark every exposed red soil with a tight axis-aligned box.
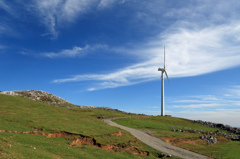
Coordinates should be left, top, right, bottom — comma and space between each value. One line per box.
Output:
216, 136, 230, 142
166, 137, 204, 146
95, 130, 123, 137
127, 147, 149, 156
110, 130, 122, 136
70, 137, 95, 146
0, 130, 148, 156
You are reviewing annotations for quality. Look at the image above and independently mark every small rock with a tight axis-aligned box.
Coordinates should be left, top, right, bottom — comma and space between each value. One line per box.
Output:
212, 138, 217, 144
158, 153, 166, 158
97, 115, 106, 119
200, 135, 206, 140
171, 128, 176, 132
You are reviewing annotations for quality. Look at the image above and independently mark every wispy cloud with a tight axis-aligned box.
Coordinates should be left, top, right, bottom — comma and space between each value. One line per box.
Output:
173, 95, 222, 103
53, 62, 157, 91
227, 85, 240, 97
34, 0, 62, 38
0, 0, 16, 16
0, 25, 8, 36
43, 44, 107, 58
97, 0, 128, 9
33, 0, 129, 38
173, 103, 222, 109
168, 85, 240, 126
0, 23, 17, 39
33, 0, 96, 38
53, 21, 240, 90
170, 86, 240, 109
97, 0, 116, 9
181, 110, 240, 127
51, 1, 240, 91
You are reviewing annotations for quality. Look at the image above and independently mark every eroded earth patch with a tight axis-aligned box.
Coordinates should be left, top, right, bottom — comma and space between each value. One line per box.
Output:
0, 130, 149, 156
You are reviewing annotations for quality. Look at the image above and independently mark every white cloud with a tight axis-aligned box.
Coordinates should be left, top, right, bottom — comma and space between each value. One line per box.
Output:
51, 1, 240, 90
97, 0, 127, 9
167, 85, 240, 127
173, 100, 204, 103
34, 0, 62, 38
228, 85, 240, 97
141, 101, 240, 126
0, 23, 17, 38
170, 86, 240, 109
1, 1, 130, 39
173, 95, 222, 103
54, 21, 240, 90
182, 110, 240, 127
43, 44, 107, 58
60, 0, 95, 21
162, 22, 240, 77
46, 46, 83, 58
33, 0, 129, 38
97, 0, 115, 9
44, 46, 88, 58
173, 103, 222, 109
54, 63, 157, 90
0, 1, 16, 16
34, 0, 97, 38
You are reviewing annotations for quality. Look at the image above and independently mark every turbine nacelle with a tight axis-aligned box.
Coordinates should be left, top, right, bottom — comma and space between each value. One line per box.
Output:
158, 68, 165, 72
158, 46, 169, 82
158, 68, 169, 82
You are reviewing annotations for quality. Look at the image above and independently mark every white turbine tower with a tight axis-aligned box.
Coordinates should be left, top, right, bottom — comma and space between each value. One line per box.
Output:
158, 46, 169, 116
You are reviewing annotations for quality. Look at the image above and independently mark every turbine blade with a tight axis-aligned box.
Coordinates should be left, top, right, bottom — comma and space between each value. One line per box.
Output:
165, 71, 169, 82
164, 46, 165, 69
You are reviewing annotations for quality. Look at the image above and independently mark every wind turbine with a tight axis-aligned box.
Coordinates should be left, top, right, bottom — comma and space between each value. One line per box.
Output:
158, 46, 169, 116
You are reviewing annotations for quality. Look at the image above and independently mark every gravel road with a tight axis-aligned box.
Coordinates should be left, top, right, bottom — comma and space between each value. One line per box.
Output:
103, 118, 207, 159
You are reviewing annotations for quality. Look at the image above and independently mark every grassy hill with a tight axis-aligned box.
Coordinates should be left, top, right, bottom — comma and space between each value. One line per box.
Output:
1, 93, 239, 158
0, 94, 164, 159
114, 117, 240, 159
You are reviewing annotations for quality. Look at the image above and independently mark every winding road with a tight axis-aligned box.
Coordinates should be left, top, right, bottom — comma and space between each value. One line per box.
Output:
103, 118, 207, 159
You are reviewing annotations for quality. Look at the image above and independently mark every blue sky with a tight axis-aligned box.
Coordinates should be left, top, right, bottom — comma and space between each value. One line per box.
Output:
1, 0, 240, 127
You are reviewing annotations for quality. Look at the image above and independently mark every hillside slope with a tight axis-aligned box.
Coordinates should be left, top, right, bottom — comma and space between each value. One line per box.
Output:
114, 117, 240, 159
0, 94, 162, 159
2, 92, 238, 158
0, 90, 141, 115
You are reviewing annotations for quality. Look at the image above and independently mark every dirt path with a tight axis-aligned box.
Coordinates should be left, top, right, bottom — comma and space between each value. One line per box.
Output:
103, 118, 207, 159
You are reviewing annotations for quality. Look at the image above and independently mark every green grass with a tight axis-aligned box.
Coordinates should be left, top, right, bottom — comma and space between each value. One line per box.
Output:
3, 94, 238, 158
0, 94, 164, 158
114, 116, 240, 159
0, 94, 131, 136
0, 133, 160, 159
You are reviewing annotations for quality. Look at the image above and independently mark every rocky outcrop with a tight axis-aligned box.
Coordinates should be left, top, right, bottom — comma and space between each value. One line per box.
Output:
193, 120, 240, 136
171, 127, 240, 143
0, 90, 72, 106
200, 135, 217, 144
171, 122, 240, 141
